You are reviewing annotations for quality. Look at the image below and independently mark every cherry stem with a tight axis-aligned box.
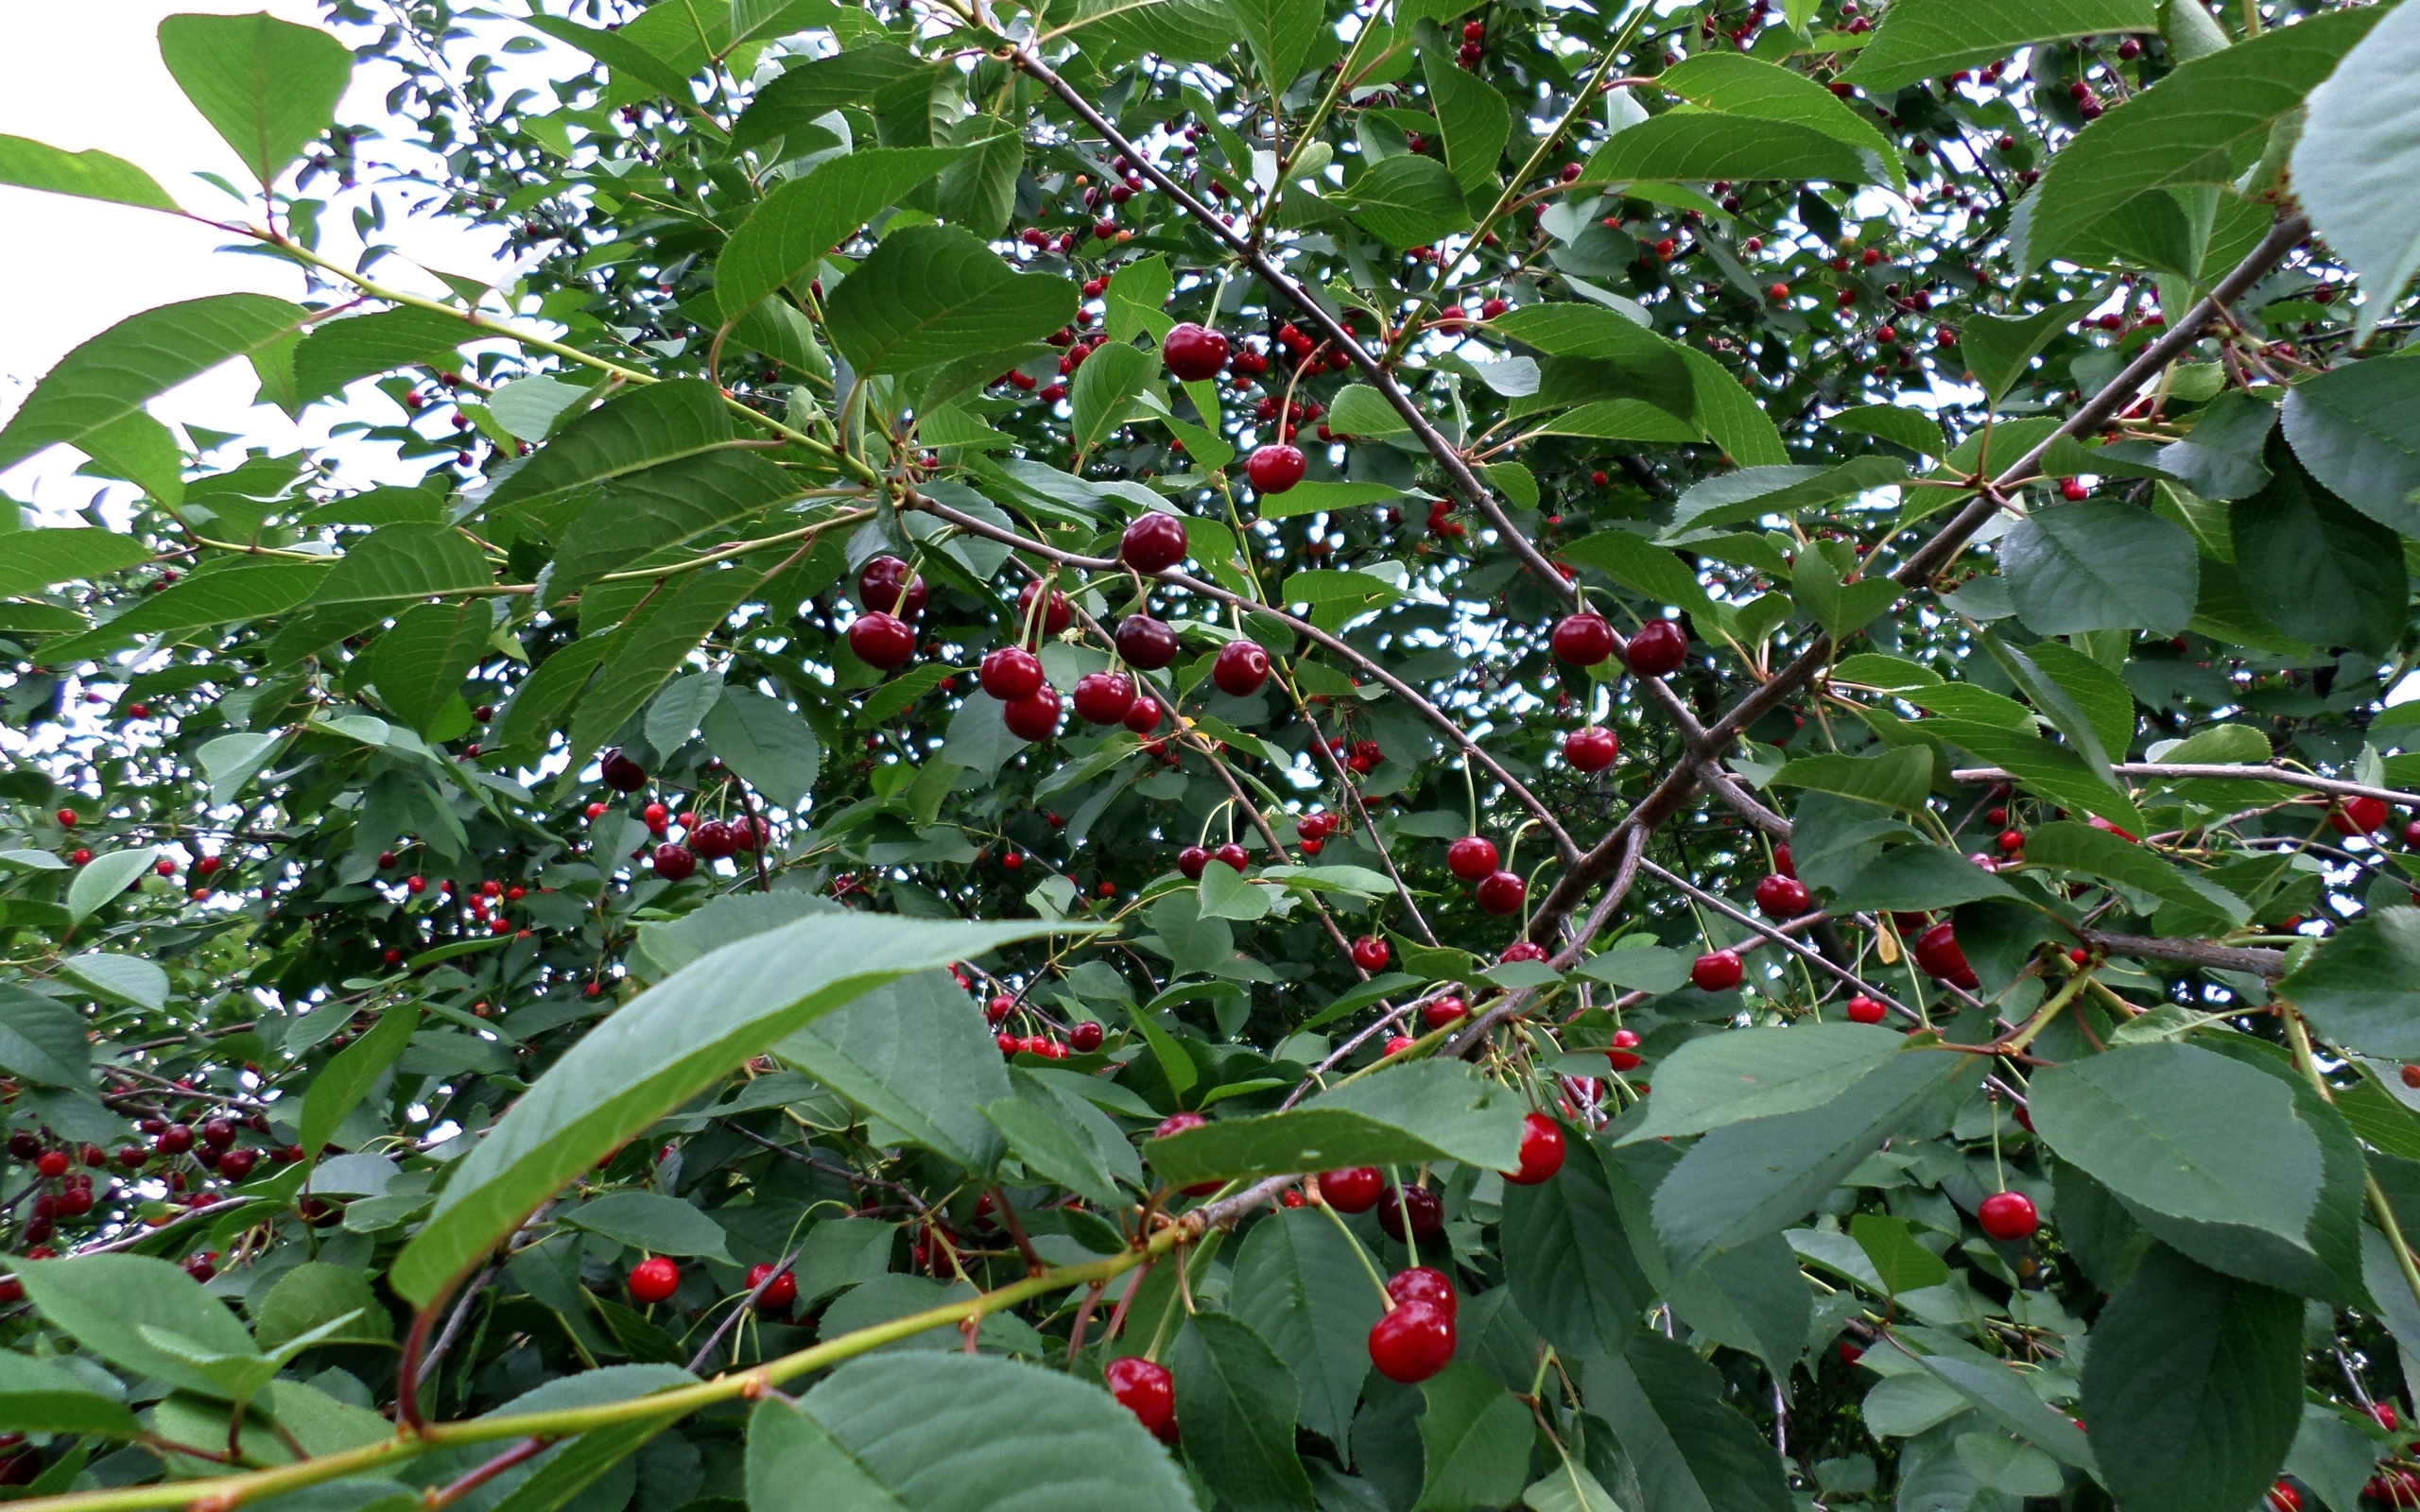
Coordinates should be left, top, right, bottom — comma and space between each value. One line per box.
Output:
1387, 1164, 1418, 1271
1312, 1187, 1395, 1310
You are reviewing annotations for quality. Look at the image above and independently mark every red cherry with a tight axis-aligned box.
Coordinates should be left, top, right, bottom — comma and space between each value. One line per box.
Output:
1773, 842, 1795, 879
1446, 836, 1498, 881
1606, 1027, 1642, 1071
1499, 940, 1549, 964
1997, 828, 2026, 852
690, 819, 738, 858
1624, 618, 1688, 676
1912, 921, 1969, 981
1753, 874, 1810, 919
1549, 611, 1614, 665
599, 747, 648, 791
1564, 726, 1617, 771
651, 843, 699, 881
1368, 1298, 1455, 1383
1120, 512, 1189, 572
1505, 1111, 1565, 1185
986, 994, 1016, 1024
182, 1252, 216, 1282
1115, 614, 1181, 670
1072, 671, 1137, 725
1178, 846, 1210, 880
53, 809, 76, 828
847, 611, 915, 670
1475, 869, 1526, 916
1375, 1184, 1443, 1242
200, 1118, 235, 1150
1322, 1166, 1384, 1212
1214, 842, 1249, 872
1014, 580, 1072, 638
1070, 1021, 1105, 1053
1846, 995, 1888, 1025
2266, 1483, 2302, 1512
69, 849, 90, 867
1245, 443, 1306, 494
158, 1124, 196, 1154
1386, 1266, 1457, 1320
856, 555, 927, 617
628, 1256, 681, 1304
1003, 686, 1063, 742
1977, 1190, 2038, 1241
1104, 1355, 1177, 1432
747, 1262, 798, 1309
1162, 322, 1230, 382
980, 646, 1046, 701
1351, 936, 1391, 971
1423, 995, 1467, 1029
1211, 640, 1270, 696
2329, 796, 2390, 835
34, 1150, 68, 1178
1691, 950, 1743, 991
1124, 696, 1164, 733
1151, 1112, 1219, 1195
217, 1146, 258, 1181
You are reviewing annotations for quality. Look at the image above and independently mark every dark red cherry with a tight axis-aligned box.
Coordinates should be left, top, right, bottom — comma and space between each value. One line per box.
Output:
847, 611, 915, 670
1212, 842, 1250, 872
1351, 936, 1391, 971
980, 646, 1046, 701
1003, 686, 1063, 742
1564, 726, 1617, 771
1368, 1298, 1455, 1383
1161, 322, 1230, 382
1115, 613, 1181, 670
1753, 874, 1810, 919
1245, 443, 1306, 494
1124, 696, 1164, 733
1475, 869, 1526, 916
1178, 846, 1211, 880
856, 555, 926, 617
1072, 671, 1136, 725
1549, 611, 1614, 665
689, 819, 738, 859
1120, 512, 1189, 573
1016, 580, 1072, 638
599, 747, 648, 791
1446, 836, 1498, 881
1624, 617, 1688, 676
1069, 1021, 1105, 1053
1375, 1183, 1443, 1242
1322, 1166, 1383, 1212
1690, 949, 1743, 990
1386, 1265, 1457, 1320
1212, 640, 1270, 696
651, 843, 698, 881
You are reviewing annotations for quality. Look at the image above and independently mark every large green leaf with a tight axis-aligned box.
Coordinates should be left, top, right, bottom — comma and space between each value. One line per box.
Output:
2018, 9, 2381, 269
1663, 456, 1905, 539
39, 558, 331, 662
306, 523, 493, 608
1411, 1363, 1533, 1512
729, 44, 925, 151
1959, 287, 2100, 404
0, 1353, 140, 1439
2282, 907, 2420, 1058
1998, 502, 2198, 636
299, 1004, 418, 1158
985, 1068, 1143, 1209
938, 127, 1022, 239
1500, 1148, 1651, 1360
1846, 0, 2156, 93
1623, 1024, 1908, 1143
824, 225, 1079, 376
0, 983, 93, 1089
0, 294, 307, 472
2021, 822, 2246, 923
1768, 747, 1933, 813
1488, 305, 1688, 405
1579, 1333, 1794, 1512
1655, 54, 1898, 189
1223, 0, 1323, 92
1169, 1314, 1316, 1511
2281, 356, 2420, 538
520, 14, 704, 102
2229, 439, 2408, 658
1827, 844, 2018, 913
1421, 39, 1511, 194
389, 914, 1066, 1305
1680, 346, 1788, 466
2080, 1244, 2305, 1512
1142, 1059, 1526, 1188
700, 686, 822, 806
289, 307, 472, 405
566, 566, 765, 766
1554, 530, 1717, 621
479, 379, 733, 516
0, 526, 154, 599
0, 134, 179, 212
15, 1255, 258, 1399
156, 11, 353, 188
1340, 154, 1474, 249
66, 846, 160, 925
748, 1354, 1200, 1512
368, 600, 489, 731
775, 971, 1010, 1174
2290, 0, 2420, 343
547, 449, 799, 605
1582, 114, 1876, 186
714, 147, 963, 323
1229, 1207, 1387, 1445
1070, 341, 1155, 456
1920, 717, 2147, 836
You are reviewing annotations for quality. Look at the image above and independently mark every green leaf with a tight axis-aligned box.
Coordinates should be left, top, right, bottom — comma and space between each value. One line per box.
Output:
0, 134, 179, 212
0, 526, 153, 598
43, 558, 333, 663
1849, 1213, 1950, 1295
1142, 1058, 1526, 1189
480, 379, 733, 516
748, 1354, 1199, 1512
60, 953, 169, 1011
1582, 114, 1878, 186
1831, 403, 1946, 458
1921, 717, 2148, 835
1224, 0, 1323, 91
2281, 907, 2420, 1058
1170, 1313, 1316, 1511
1422, 40, 1511, 195
0, 983, 93, 1089
2157, 389, 2278, 503
1328, 384, 1409, 437
1579, 1333, 1794, 1512
1656, 54, 1900, 190
1555, 530, 1715, 620
66, 846, 159, 924
1489, 305, 1688, 407
2018, 9, 2382, 269
778, 970, 1010, 1173
1680, 346, 1789, 467
393, 914, 1063, 1304
567, 567, 765, 767
1624, 1024, 1909, 1143
1107, 255, 1177, 344
826, 225, 1079, 376
1651, 1046, 1979, 1276
289, 307, 472, 405
2229, 439, 2408, 658
938, 127, 1022, 240
1501, 1148, 1651, 1360
1254, 479, 1403, 522
2292, 1, 2420, 343
156, 11, 353, 189
15, 1255, 259, 1399
1412, 1362, 1534, 1512
1828, 845, 2017, 912
565, 1191, 735, 1261
1071, 341, 1155, 455
729, 43, 924, 151
0, 1353, 140, 1439
497, 638, 609, 754
1901, 1330, 2099, 1470
300, 1004, 419, 1159
1341, 154, 1473, 249
2017, 636, 2137, 765
520, 14, 706, 103
0, 294, 306, 472
715, 147, 962, 323
1664, 456, 1905, 539
701, 686, 822, 806
1790, 549, 1900, 643
253, 1263, 392, 1351
1998, 502, 2198, 636
2022, 821, 2247, 923
2080, 1244, 2305, 1512
369, 600, 489, 732
1230, 1207, 1387, 1445
1846, 0, 2156, 94
549, 450, 798, 605
1959, 288, 2100, 404
2281, 356, 2420, 537
1769, 747, 1932, 812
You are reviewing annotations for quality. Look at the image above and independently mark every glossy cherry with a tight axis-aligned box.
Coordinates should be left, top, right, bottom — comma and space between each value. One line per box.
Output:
1245, 443, 1306, 494
1691, 949, 1743, 991
1845, 994, 1888, 1025
1375, 1183, 1444, 1242
1072, 671, 1137, 725
1115, 613, 1181, 670
1475, 869, 1526, 916
1120, 512, 1189, 573
979, 645, 1046, 701
1351, 935, 1392, 971
847, 611, 915, 670
599, 747, 648, 792
1105, 1355, 1178, 1433
1368, 1298, 1455, 1383
1564, 726, 1618, 771
1003, 686, 1063, 742
1911, 921, 1974, 987
1753, 873, 1810, 919
1549, 611, 1615, 665
1124, 696, 1164, 733
1178, 846, 1211, 880
1446, 836, 1498, 881
1505, 1111, 1565, 1185
1624, 617, 1688, 676
1069, 1021, 1105, 1053
1214, 842, 1250, 872
2329, 795, 2390, 835
1423, 995, 1467, 1029
747, 1263, 799, 1309
690, 819, 738, 859
651, 843, 698, 881
1212, 639, 1270, 696
1386, 1266, 1458, 1320
856, 555, 926, 617
1161, 321, 1230, 382
1016, 580, 1072, 638
628, 1256, 681, 1304
1605, 1027, 1642, 1071
1977, 1190, 2039, 1241
1322, 1166, 1384, 1212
